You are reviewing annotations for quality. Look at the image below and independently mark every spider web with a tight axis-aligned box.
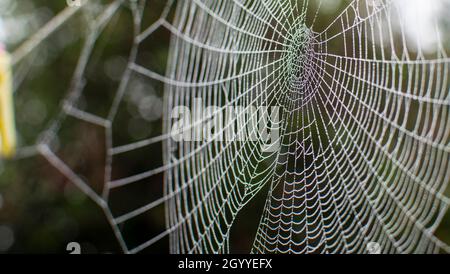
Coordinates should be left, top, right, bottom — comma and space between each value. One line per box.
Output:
9, 0, 450, 254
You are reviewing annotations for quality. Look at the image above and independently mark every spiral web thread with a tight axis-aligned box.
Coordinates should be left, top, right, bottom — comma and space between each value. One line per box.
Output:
11, 0, 450, 254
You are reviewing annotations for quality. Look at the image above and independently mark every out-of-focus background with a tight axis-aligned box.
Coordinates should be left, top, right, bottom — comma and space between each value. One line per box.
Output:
0, 0, 449, 253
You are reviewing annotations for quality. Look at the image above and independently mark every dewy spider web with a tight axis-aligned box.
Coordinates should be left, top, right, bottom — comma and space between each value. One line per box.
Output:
9, 0, 450, 253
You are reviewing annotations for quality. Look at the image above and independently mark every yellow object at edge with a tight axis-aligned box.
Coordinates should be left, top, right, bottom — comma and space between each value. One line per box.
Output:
0, 47, 16, 158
